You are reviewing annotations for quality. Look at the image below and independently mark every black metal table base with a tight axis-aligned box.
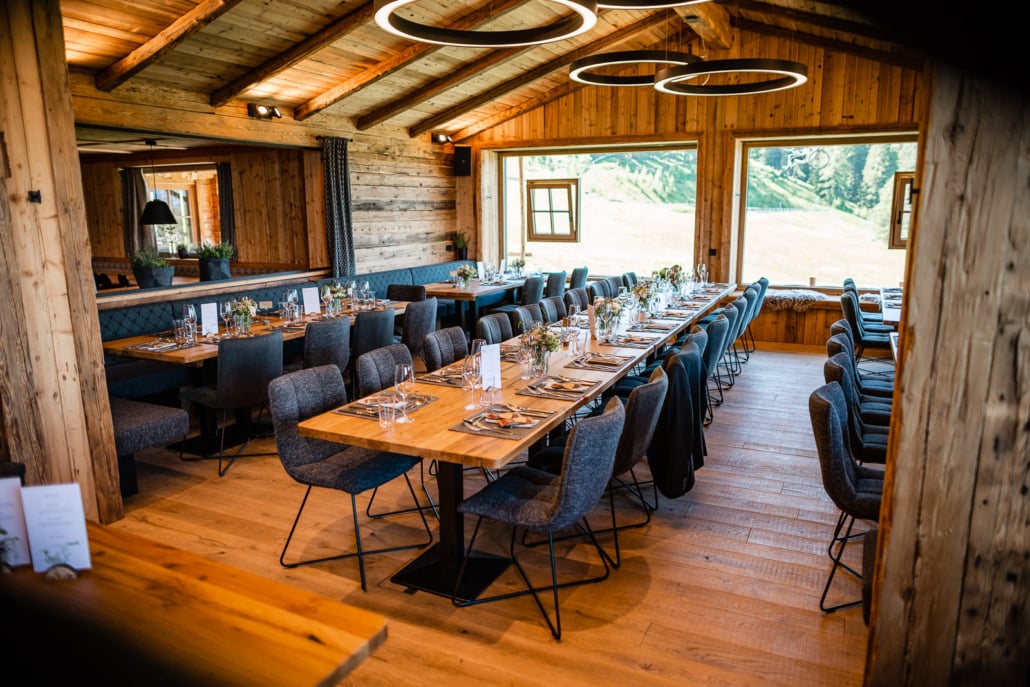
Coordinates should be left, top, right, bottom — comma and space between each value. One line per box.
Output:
391, 543, 510, 602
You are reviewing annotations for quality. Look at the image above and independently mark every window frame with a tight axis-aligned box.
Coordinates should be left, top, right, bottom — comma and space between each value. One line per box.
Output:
525, 178, 579, 242
888, 171, 916, 249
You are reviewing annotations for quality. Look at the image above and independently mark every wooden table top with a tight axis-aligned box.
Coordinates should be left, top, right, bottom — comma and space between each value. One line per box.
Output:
0, 522, 387, 687
423, 278, 524, 302
103, 302, 408, 365
298, 282, 736, 469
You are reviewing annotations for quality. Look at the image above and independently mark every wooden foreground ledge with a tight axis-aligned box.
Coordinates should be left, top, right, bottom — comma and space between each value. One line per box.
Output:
0, 522, 387, 687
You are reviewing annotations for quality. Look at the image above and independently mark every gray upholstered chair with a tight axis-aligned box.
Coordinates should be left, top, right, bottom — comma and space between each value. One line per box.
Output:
840, 289, 893, 362
475, 312, 514, 345
605, 275, 623, 297
490, 275, 545, 317
285, 317, 350, 377
386, 283, 426, 302
512, 303, 543, 333
452, 397, 626, 639
422, 326, 469, 372
621, 272, 637, 288
354, 343, 413, 398
823, 352, 890, 464
394, 297, 438, 363
267, 365, 432, 591
529, 368, 668, 568
701, 313, 730, 421
179, 330, 283, 477
538, 295, 566, 324
587, 280, 607, 304
346, 307, 396, 394
809, 381, 883, 612
569, 266, 588, 290
544, 270, 567, 299
563, 287, 589, 313
826, 332, 894, 399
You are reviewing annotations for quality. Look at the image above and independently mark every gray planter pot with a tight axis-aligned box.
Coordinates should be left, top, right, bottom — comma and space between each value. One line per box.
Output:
133, 265, 174, 289
199, 257, 231, 281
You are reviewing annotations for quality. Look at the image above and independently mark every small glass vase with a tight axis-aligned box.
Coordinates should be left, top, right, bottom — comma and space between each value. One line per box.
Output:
461, 276, 472, 288
234, 312, 252, 335
531, 348, 550, 378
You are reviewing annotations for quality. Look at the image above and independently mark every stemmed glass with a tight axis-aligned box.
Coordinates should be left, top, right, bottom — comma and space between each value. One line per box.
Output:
697, 263, 708, 287
461, 355, 481, 410
393, 363, 415, 424
321, 286, 333, 317
517, 333, 534, 380
219, 301, 233, 336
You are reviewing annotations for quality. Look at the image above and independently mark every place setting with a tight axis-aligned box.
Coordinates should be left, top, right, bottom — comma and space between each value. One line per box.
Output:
564, 352, 635, 372
601, 333, 661, 349
333, 391, 437, 420
516, 374, 599, 401
418, 363, 467, 387
626, 320, 677, 332
449, 403, 556, 440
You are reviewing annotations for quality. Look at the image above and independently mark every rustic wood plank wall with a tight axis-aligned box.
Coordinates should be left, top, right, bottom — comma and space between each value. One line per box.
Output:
1, 0, 119, 522
866, 63, 1030, 686
81, 136, 462, 275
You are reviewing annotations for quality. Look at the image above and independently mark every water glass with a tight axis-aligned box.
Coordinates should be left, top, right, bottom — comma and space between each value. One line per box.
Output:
377, 394, 397, 429
173, 319, 192, 345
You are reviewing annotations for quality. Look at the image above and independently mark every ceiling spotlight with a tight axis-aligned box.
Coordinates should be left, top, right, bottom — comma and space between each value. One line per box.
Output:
430, 132, 453, 144
247, 102, 282, 120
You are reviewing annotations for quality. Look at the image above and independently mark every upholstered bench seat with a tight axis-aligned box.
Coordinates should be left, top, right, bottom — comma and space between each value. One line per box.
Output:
110, 396, 189, 497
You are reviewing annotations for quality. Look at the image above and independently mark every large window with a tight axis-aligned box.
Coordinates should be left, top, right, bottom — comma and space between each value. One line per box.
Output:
147, 165, 220, 255
501, 145, 697, 276
739, 137, 918, 287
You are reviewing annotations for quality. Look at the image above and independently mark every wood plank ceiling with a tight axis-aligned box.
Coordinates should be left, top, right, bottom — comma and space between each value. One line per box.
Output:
64, 0, 922, 153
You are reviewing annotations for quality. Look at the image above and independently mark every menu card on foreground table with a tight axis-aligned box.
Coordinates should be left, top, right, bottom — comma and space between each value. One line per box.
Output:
0, 477, 31, 567
19, 483, 92, 573
200, 302, 219, 336
302, 286, 321, 315
481, 343, 502, 391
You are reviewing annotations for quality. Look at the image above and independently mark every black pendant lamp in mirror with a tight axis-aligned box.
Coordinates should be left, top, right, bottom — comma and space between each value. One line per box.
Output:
140, 139, 177, 226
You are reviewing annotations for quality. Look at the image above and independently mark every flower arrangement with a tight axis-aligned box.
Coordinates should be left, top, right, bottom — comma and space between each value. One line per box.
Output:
526, 321, 561, 354
232, 297, 257, 317
632, 281, 653, 310
455, 264, 477, 285
594, 296, 622, 322
330, 281, 348, 299
509, 257, 526, 275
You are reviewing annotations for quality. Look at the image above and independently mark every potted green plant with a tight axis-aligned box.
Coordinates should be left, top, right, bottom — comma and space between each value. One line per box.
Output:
195, 241, 234, 281
176, 242, 190, 259
451, 231, 469, 261
130, 250, 174, 289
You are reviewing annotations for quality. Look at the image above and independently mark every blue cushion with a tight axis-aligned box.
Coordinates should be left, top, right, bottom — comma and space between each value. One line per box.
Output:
98, 303, 176, 341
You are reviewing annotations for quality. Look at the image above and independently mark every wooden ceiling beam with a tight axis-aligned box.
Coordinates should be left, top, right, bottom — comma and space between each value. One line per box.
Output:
408, 11, 679, 138
731, 0, 905, 46
452, 79, 586, 143
94, 0, 246, 92
208, 2, 376, 108
676, 2, 732, 50
293, 0, 530, 121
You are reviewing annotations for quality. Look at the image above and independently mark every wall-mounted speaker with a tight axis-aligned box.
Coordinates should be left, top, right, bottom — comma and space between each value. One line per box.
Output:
454, 146, 471, 176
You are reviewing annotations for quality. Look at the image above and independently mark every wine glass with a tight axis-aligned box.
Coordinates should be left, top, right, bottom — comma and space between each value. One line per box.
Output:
321, 286, 334, 317
517, 333, 534, 380
461, 355, 481, 410
394, 363, 415, 424
220, 301, 233, 336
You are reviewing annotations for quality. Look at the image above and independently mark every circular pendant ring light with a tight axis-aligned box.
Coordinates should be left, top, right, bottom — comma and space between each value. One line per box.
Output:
654, 58, 808, 96
569, 50, 701, 86
374, 0, 598, 48
597, 0, 711, 7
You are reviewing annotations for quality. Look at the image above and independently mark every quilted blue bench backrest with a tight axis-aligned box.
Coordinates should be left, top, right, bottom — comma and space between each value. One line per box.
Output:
99, 303, 176, 341
411, 260, 474, 285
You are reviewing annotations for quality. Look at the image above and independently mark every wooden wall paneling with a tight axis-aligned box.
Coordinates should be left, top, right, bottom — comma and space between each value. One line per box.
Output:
866, 64, 1030, 686
1, 0, 119, 522
81, 160, 123, 257
303, 148, 327, 269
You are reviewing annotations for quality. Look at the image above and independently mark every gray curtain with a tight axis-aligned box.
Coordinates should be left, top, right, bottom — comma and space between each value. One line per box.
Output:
121, 167, 153, 255
216, 162, 236, 260
322, 137, 355, 277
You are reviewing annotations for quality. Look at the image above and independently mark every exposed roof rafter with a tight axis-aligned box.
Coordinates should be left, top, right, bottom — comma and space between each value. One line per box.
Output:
95, 0, 247, 92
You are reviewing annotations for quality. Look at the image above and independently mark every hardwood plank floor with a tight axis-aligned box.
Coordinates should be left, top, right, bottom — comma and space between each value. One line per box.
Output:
110, 342, 871, 686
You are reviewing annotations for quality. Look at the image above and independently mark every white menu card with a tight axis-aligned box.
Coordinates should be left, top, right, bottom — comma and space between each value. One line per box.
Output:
20, 483, 92, 572
200, 302, 219, 336
480, 343, 502, 391
0, 477, 31, 567
302, 286, 321, 315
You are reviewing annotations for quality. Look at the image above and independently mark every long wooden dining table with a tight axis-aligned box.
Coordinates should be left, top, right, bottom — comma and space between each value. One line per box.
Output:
297, 282, 736, 601
102, 300, 410, 366
423, 277, 525, 332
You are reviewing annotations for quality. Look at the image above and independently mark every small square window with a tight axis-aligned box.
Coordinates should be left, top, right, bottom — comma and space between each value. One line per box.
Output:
526, 179, 579, 243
